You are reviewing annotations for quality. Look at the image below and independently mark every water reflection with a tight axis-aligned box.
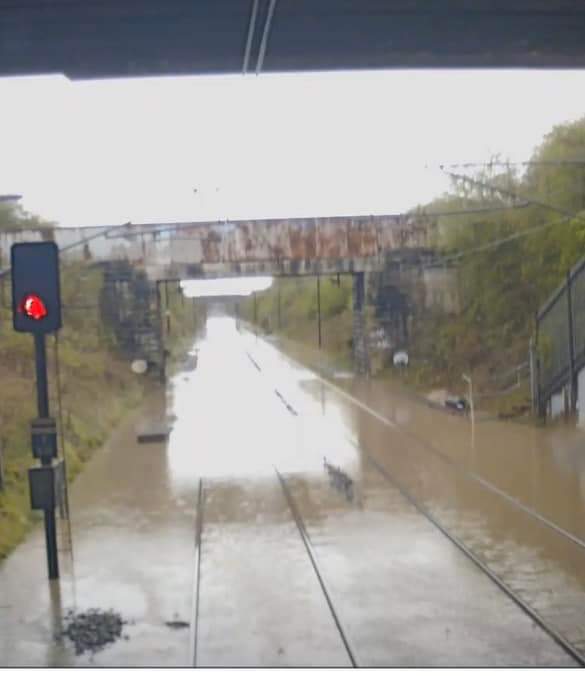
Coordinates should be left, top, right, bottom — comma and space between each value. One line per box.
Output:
166, 317, 361, 488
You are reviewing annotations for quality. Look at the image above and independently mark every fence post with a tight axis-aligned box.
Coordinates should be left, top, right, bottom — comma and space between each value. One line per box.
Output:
277, 281, 282, 331
567, 270, 577, 415
0, 437, 4, 492
317, 275, 322, 349
529, 335, 538, 417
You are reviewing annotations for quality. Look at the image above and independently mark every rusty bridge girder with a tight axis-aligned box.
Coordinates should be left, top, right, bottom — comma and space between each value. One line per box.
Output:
0, 214, 435, 280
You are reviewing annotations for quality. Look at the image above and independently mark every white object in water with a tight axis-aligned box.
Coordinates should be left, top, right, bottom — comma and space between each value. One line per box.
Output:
131, 359, 148, 375
393, 350, 409, 367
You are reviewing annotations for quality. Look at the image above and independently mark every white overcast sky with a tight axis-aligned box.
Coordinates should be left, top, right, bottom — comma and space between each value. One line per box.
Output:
1, 69, 585, 228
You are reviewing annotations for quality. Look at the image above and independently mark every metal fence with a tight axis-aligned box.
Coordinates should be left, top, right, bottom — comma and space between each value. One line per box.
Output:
534, 258, 585, 416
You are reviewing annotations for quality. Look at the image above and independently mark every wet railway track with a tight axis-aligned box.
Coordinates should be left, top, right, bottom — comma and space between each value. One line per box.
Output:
190, 469, 359, 667
246, 343, 585, 666
274, 467, 359, 667
187, 341, 583, 666
190, 479, 204, 667
364, 454, 585, 666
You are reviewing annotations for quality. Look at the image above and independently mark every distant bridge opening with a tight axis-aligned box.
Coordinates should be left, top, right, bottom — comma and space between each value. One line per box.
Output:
181, 277, 273, 298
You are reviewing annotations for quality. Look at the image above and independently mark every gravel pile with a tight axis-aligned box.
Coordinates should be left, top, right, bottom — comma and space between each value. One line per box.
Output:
58, 608, 129, 656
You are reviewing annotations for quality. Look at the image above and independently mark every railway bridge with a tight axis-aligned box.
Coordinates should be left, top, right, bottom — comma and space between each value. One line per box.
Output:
0, 213, 436, 375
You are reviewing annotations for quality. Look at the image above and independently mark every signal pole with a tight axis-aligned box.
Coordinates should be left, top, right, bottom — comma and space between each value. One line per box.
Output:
34, 331, 59, 580
11, 242, 63, 580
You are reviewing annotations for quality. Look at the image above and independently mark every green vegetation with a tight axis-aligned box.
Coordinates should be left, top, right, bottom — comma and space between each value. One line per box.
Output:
241, 275, 355, 367
0, 205, 197, 559
403, 117, 585, 413
245, 117, 585, 417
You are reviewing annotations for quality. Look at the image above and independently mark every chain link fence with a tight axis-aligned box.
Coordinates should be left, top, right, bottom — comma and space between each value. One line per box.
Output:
534, 259, 585, 417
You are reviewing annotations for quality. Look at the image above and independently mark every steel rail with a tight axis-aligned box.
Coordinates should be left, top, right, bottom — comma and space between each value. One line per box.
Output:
274, 467, 359, 667
248, 339, 585, 665
366, 454, 585, 667
191, 479, 205, 667
273, 346, 585, 554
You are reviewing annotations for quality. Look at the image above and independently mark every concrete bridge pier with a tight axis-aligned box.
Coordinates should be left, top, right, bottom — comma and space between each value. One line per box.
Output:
352, 272, 370, 376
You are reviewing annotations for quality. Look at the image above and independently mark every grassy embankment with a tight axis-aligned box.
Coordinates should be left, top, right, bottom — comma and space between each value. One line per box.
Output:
0, 214, 197, 559
241, 274, 356, 371
243, 117, 585, 420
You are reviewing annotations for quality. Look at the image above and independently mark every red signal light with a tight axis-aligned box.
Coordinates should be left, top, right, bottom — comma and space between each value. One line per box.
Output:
18, 294, 48, 320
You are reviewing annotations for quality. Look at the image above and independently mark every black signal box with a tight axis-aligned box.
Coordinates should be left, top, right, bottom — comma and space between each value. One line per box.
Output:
31, 417, 58, 461
11, 242, 62, 333
29, 460, 64, 511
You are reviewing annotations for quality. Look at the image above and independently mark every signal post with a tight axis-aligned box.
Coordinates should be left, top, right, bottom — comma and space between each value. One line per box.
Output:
11, 242, 63, 580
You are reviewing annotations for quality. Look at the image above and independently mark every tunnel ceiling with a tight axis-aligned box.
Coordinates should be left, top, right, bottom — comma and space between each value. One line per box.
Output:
2, 1, 585, 80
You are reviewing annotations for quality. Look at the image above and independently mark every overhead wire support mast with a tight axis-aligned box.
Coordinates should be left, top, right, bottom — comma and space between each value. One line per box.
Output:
439, 167, 583, 221
423, 167, 585, 267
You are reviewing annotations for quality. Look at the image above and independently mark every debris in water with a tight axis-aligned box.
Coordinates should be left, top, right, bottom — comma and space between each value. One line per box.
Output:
323, 457, 354, 501
57, 608, 128, 656
136, 424, 169, 443
165, 620, 190, 630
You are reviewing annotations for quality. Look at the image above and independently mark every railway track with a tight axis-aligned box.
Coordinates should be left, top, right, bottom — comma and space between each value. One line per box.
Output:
245, 342, 585, 666
274, 467, 359, 667
190, 479, 205, 667
189, 469, 359, 667
190, 341, 583, 666
363, 453, 585, 666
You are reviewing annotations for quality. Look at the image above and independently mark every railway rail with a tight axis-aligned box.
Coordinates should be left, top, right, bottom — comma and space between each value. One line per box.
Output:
247, 340, 585, 666
189, 338, 584, 666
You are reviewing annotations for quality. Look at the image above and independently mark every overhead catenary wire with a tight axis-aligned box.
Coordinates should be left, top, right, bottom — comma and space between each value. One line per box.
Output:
424, 214, 571, 268
423, 166, 585, 268
439, 160, 585, 170
0, 221, 132, 280
439, 167, 580, 220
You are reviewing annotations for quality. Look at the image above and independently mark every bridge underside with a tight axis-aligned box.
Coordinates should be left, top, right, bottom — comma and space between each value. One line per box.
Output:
2, 1, 585, 79
161, 256, 389, 280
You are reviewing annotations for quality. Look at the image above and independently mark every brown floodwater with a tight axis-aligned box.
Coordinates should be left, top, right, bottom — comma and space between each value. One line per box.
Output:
0, 316, 582, 666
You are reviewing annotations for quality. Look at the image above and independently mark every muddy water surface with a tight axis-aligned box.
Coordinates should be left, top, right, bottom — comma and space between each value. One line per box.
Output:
0, 316, 582, 666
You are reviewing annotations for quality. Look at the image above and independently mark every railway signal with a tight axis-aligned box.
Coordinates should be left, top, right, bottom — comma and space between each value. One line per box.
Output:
11, 242, 62, 333
11, 241, 63, 580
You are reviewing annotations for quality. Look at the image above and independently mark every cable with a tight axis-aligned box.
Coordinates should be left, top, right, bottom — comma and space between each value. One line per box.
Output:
0, 221, 132, 280
424, 214, 570, 268
415, 202, 531, 218
425, 166, 585, 267
440, 167, 578, 219
439, 160, 585, 170
53, 331, 78, 608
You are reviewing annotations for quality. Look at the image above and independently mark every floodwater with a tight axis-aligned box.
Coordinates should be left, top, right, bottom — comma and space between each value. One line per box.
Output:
0, 316, 584, 666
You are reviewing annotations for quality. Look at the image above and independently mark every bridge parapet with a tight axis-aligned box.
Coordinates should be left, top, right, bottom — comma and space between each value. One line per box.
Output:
0, 213, 435, 279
